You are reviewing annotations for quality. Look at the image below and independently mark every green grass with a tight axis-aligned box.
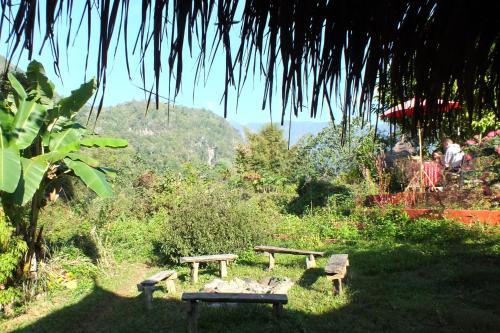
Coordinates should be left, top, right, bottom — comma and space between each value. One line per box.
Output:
1, 231, 499, 333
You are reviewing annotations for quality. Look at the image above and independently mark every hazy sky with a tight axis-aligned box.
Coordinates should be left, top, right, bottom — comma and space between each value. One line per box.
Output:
4, 2, 337, 125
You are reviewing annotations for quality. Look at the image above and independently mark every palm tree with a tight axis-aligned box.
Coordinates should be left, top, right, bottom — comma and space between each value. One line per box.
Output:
1, 0, 498, 136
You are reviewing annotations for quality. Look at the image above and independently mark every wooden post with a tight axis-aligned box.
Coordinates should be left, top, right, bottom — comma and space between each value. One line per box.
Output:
272, 303, 283, 317
306, 254, 316, 268
166, 279, 176, 294
191, 262, 199, 283
418, 125, 424, 192
187, 301, 200, 333
268, 252, 275, 270
143, 285, 153, 310
332, 279, 343, 295
220, 260, 228, 278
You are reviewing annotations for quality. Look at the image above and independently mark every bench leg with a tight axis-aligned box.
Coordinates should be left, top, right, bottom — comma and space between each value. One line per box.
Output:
187, 301, 200, 333
332, 278, 343, 295
273, 303, 283, 318
166, 279, 176, 294
268, 252, 275, 270
191, 262, 199, 283
143, 285, 153, 310
220, 260, 228, 278
306, 254, 316, 269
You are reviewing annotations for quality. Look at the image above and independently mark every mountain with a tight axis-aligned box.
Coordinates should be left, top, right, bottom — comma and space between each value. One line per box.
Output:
238, 121, 331, 145
0, 55, 18, 73
80, 101, 242, 170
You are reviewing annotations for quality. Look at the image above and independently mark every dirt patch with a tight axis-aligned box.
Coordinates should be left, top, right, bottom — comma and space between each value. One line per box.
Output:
203, 277, 294, 294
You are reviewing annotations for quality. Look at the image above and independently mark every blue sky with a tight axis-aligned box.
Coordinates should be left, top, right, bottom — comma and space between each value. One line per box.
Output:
2, 2, 337, 125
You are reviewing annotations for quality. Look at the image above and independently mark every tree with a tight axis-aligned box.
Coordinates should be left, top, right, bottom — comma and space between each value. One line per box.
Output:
235, 124, 290, 191
292, 119, 381, 182
0, 61, 127, 285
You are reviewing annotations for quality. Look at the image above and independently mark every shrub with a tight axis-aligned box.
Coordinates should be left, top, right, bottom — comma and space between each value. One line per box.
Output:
275, 215, 322, 248
287, 179, 355, 215
157, 183, 274, 263
102, 217, 163, 262
353, 206, 490, 245
0, 214, 27, 307
356, 206, 409, 241
275, 211, 360, 248
399, 218, 486, 245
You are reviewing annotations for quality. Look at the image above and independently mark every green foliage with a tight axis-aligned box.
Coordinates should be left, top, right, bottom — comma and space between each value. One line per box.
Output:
399, 218, 478, 244
14, 157, 49, 205
274, 205, 494, 251
471, 112, 498, 134
356, 206, 409, 241
275, 212, 360, 248
157, 181, 275, 262
0, 61, 127, 308
0, 139, 21, 193
292, 119, 381, 182
64, 159, 113, 197
235, 124, 291, 191
0, 214, 27, 306
102, 218, 163, 262
80, 137, 128, 148
288, 180, 355, 215
0, 60, 127, 206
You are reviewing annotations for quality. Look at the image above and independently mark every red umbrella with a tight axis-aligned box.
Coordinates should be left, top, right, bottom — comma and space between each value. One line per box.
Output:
381, 98, 460, 119
381, 98, 460, 192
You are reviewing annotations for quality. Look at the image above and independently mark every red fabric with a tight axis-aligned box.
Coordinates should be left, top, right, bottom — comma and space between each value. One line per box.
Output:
423, 161, 441, 187
381, 98, 460, 119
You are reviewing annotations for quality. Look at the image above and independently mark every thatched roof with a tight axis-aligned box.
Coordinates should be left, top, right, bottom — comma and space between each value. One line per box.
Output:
1, 1, 499, 136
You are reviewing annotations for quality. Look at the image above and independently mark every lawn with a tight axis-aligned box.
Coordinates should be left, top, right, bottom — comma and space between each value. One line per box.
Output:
2, 227, 499, 333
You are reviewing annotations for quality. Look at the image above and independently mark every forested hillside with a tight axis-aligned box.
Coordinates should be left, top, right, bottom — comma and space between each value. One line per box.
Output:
80, 101, 242, 170
0, 55, 17, 72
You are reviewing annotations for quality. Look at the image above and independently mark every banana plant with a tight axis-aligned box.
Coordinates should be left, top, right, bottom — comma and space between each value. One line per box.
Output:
0, 61, 127, 275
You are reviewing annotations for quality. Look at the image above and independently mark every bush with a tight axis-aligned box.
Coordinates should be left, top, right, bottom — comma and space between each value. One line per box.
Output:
356, 206, 409, 241
287, 179, 355, 215
275, 211, 360, 248
102, 217, 163, 262
157, 183, 275, 263
275, 215, 322, 248
40, 204, 99, 260
353, 206, 492, 245
399, 218, 487, 245
0, 214, 27, 307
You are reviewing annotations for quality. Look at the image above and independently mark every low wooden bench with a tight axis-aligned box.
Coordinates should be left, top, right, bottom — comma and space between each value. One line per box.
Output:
182, 292, 288, 333
180, 254, 238, 283
254, 245, 325, 270
137, 270, 177, 309
325, 254, 349, 295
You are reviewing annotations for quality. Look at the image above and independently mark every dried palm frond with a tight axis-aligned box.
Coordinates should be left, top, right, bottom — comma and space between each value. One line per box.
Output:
1, 0, 498, 137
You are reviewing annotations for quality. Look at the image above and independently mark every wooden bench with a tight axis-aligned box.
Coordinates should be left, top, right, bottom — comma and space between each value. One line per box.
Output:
137, 270, 177, 309
182, 292, 288, 333
180, 254, 238, 283
254, 245, 325, 270
325, 254, 349, 295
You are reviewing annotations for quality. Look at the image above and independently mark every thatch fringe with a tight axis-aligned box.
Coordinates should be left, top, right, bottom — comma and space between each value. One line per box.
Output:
1, 0, 499, 136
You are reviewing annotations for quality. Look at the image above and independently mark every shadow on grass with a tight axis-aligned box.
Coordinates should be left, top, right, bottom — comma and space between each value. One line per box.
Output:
10, 239, 500, 333
239, 256, 308, 272
11, 283, 185, 333
237, 258, 270, 271
296, 268, 323, 289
